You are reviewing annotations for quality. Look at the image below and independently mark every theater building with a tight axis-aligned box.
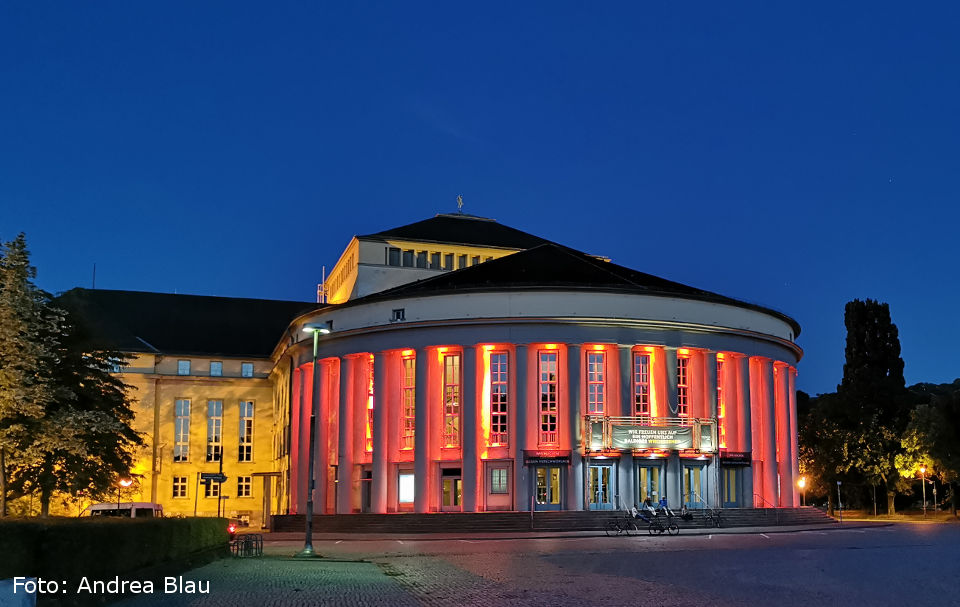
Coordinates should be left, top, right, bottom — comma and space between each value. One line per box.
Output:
277, 213, 802, 515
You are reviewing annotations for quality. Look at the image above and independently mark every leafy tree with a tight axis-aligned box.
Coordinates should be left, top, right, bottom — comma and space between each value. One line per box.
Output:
897, 390, 960, 515
0, 234, 142, 516
0, 234, 63, 517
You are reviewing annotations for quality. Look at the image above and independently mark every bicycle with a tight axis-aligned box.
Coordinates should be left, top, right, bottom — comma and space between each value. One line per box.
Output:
704, 508, 722, 528
646, 511, 680, 536
605, 510, 640, 536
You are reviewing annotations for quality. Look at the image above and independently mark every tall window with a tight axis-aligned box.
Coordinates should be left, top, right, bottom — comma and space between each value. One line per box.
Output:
206, 400, 223, 462
586, 351, 605, 414
401, 355, 416, 449
365, 356, 374, 452
177, 360, 190, 375
634, 352, 651, 417
238, 400, 254, 462
677, 356, 689, 421
490, 352, 509, 446
209, 361, 223, 377
539, 351, 558, 444
237, 476, 252, 498
717, 357, 726, 448
174, 399, 191, 462
442, 353, 461, 447
172, 476, 187, 498
241, 362, 254, 378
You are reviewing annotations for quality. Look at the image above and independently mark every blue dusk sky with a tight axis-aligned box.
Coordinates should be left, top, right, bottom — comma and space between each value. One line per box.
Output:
2, 2, 958, 396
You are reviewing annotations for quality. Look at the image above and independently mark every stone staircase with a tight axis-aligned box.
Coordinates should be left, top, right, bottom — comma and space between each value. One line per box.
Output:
271, 507, 835, 533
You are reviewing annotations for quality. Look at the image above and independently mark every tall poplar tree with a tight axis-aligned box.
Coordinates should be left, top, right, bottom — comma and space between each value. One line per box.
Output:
837, 299, 911, 513
0, 234, 62, 516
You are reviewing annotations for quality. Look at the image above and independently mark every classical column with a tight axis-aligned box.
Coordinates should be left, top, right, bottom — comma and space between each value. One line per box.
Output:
617, 345, 634, 509
566, 344, 583, 510
312, 359, 327, 514
290, 367, 301, 513
789, 367, 800, 507
737, 354, 753, 505
462, 346, 479, 512
664, 347, 680, 507
336, 356, 354, 514
414, 347, 430, 513
761, 358, 778, 507
774, 363, 791, 507
704, 351, 718, 509
514, 345, 529, 511
371, 352, 388, 514
298, 363, 312, 515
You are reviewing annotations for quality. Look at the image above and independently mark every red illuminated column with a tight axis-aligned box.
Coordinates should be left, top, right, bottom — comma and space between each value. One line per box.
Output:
372, 352, 388, 513
789, 367, 800, 507
513, 345, 530, 511
735, 354, 753, 501
298, 363, 313, 515
617, 345, 634, 507
461, 346, 478, 511
290, 367, 302, 513
413, 347, 430, 513
567, 344, 583, 511
760, 358, 778, 506
312, 359, 326, 514
705, 352, 718, 422
775, 363, 793, 507
336, 356, 355, 514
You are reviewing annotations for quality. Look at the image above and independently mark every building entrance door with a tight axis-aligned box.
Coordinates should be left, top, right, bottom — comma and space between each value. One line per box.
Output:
637, 465, 662, 504
588, 464, 614, 510
441, 469, 462, 511
534, 466, 562, 511
722, 467, 739, 507
682, 464, 706, 508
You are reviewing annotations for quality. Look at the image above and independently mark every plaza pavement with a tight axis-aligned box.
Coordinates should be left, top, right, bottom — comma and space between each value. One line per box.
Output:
111, 521, 959, 607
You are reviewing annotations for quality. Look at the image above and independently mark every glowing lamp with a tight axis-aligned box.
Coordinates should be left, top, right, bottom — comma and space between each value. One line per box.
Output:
678, 348, 690, 355
401, 349, 414, 356
797, 477, 806, 489
919, 466, 926, 474
303, 323, 331, 334
118, 478, 133, 488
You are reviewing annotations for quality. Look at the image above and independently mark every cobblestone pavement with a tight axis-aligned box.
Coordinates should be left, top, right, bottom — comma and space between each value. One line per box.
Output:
111, 524, 960, 607
111, 558, 418, 607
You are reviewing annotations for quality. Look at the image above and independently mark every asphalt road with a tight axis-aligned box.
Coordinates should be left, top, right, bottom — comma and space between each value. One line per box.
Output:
112, 524, 960, 606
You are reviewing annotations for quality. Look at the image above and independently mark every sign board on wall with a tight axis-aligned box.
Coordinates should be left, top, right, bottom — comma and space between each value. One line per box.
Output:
611, 425, 693, 449
720, 451, 752, 465
524, 449, 571, 465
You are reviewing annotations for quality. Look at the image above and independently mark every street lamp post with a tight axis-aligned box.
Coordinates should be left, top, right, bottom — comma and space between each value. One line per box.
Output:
798, 477, 806, 507
920, 466, 927, 517
117, 478, 133, 510
297, 323, 330, 558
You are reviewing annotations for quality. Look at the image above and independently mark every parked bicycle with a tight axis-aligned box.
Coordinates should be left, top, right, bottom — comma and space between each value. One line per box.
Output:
605, 510, 639, 536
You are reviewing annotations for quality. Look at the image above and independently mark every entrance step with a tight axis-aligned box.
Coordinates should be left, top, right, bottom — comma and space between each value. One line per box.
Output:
270, 507, 835, 533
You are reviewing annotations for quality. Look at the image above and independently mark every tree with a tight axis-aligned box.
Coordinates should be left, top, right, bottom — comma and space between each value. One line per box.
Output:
0, 234, 142, 516
0, 234, 63, 517
897, 389, 960, 515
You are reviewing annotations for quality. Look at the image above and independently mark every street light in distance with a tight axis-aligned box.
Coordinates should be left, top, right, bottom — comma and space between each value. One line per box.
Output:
797, 477, 806, 507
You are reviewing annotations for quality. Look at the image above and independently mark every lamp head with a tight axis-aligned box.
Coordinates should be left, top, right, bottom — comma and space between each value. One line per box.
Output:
798, 477, 806, 489
303, 323, 331, 335
919, 466, 926, 474
118, 478, 133, 487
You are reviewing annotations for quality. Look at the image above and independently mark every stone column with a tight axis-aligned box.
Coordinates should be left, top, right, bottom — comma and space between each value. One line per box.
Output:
664, 347, 679, 417
789, 367, 800, 507
704, 351, 718, 508
462, 346, 479, 512
313, 359, 326, 513
761, 358, 778, 507
298, 364, 312, 514
414, 347, 430, 513
737, 354, 754, 505
336, 356, 354, 514
371, 352, 388, 513
514, 345, 529, 511
566, 344, 583, 510
664, 347, 680, 507
617, 345, 634, 509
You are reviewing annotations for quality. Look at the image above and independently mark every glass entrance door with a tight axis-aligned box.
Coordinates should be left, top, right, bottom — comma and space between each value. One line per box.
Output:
682, 464, 705, 509
535, 466, 562, 510
637, 465, 662, 505
441, 474, 462, 511
722, 467, 739, 507
588, 464, 614, 510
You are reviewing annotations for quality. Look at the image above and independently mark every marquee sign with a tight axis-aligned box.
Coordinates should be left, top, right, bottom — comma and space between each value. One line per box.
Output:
524, 449, 571, 465
611, 425, 693, 449
720, 451, 752, 465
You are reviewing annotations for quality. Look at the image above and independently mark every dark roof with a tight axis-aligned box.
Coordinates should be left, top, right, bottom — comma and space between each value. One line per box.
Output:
56, 288, 317, 358
348, 244, 802, 337
360, 213, 552, 249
